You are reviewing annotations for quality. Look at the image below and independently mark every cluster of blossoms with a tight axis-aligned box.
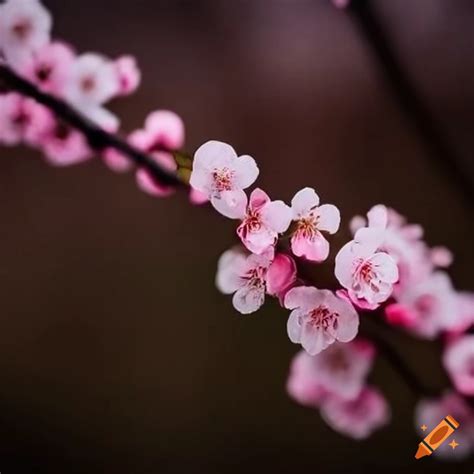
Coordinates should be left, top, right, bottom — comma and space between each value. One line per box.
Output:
1, 0, 472, 455
194, 139, 473, 446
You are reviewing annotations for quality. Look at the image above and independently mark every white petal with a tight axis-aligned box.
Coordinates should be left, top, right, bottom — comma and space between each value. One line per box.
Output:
316, 204, 340, 234
367, 205, 388, 229
232, 286, 265, 314
233, 154, 259, 189
287, 310, 303, 343
211, 189, 247, 219
261, 200, 292, 233
193, 140, 237, 171
291, 187, 320, 219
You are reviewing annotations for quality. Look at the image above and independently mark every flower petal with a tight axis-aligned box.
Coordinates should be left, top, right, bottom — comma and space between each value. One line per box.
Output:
193, 140, 237, 171
316, 204, 340, 234
261, 200, 292, 233
291, 187, 319, 219
291, 232, 330, 262
367, 204, 388, 229
287, 310, 303, 343
211, 189, 247, 219
284, 286, 321, 311
232, 285, 265, 314
233, 154, 259, 189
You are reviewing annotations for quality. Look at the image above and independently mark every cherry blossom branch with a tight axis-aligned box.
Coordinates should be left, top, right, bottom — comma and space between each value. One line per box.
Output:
348, 0, 474, 205
0, 64, 453, 403
0, 63, 183, 188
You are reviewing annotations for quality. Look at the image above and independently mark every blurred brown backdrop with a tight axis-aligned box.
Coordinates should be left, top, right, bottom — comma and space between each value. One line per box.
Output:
0, 0, 473, 472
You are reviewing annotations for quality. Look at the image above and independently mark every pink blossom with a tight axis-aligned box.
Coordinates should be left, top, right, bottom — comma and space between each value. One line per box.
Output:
284, 286, 359, 355
102, 147, 132, 174
430, 246, 453, 268
65, 53, 118, 106
332, 0, 351, 9
443, 335, 474, 396
415, 392, 473, 460
350, 205, 446, 291
39, 120, 91, 166
290, 187, 340, 262
287, 339, 375, 407
135, 152, 177, 197
320, 386, 391, 440
447, 292, 474, 336
236, 188, 292, 254
113, 55, 141, 96
128, 111, 184, 196
0, 0, 52, 67
189, 140, 259, 218
16, 41, 75, 95
0, 92, 52, 146
335, 227, 399, 309
265, 253, 297, 303
216, 247, 273, 314
385, 271, 458, 339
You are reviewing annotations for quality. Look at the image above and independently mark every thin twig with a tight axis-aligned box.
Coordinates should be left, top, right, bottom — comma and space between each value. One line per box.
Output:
0, 63, 183, 187
348, 0, 474, 206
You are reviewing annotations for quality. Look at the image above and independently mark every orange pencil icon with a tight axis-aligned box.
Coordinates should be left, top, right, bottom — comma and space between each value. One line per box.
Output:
415, 415, 459, 459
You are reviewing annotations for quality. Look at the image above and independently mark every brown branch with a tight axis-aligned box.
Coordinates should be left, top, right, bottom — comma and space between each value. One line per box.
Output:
0, 63, 184, 188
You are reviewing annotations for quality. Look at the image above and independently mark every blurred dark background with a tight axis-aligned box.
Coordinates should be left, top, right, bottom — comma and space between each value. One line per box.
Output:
0, 0, 473, 472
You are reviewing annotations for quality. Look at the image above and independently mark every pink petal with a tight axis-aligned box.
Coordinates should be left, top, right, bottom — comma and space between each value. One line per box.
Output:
332, 294, 359, 342
114, 55, 141, 96
284, 286, 321, 311
334, 241, 355, 289
353, 227, 384, 255
238, 226, 276, 255
193, 140, 237, 170
291, 232, 330, 262
367, 204, 388, 229
211, 189, 247, 219
349, 215, 366, 235
302, 326, 333, 355
287, 310, 303, 343
261, 200, 292, 233
232, 286, 265, 314
316, 204, 340, 234
248, 188, 270, 212
369, 252, 399, 283
291, 187, 319, 219
189, 188, 208, 205
144, 110, 185, 150
266, 253, 297, 297
233, 154, 259, 189
102, 147, 132, 173
215, 248, 247, 294
135, 152, 176, 197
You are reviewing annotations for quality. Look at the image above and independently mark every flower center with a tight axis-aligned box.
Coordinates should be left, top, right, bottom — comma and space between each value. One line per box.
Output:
415, 294, 436, 318
36, 64, 52, 82
80, 75, 96, 93
212, 168, 234, 192
12, 19, 31, 40
13, 111, 29, 128
244, 209, 262, 233
326, 348, 349, 371
54, 123, 71, 140
297, 214, 318, 239
307, 305, 339, 330
245, 266, 266, 290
